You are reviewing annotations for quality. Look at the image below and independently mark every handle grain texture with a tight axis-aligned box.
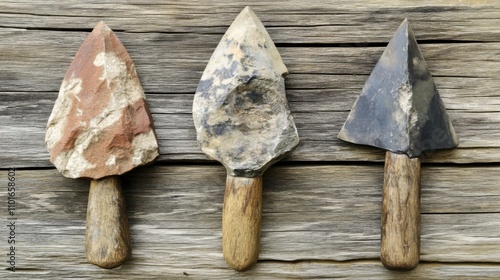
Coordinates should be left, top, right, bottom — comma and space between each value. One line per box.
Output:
222, 175, 263, 271
381, 151, 421, 270
86, 176, 131, 268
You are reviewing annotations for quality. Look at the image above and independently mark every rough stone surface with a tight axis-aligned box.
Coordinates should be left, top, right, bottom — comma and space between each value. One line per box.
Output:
193, 7, 299, 177
46, 22, 159, 179
338, 19, 459, 158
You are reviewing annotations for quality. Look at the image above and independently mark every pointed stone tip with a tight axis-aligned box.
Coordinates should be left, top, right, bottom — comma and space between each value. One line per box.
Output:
401, 18, 411, 30
397, 18, 416, 37
395, 18, 409, 34
235, 6, 260, 24
93, 21, 112, 34
96, 21, 107, 27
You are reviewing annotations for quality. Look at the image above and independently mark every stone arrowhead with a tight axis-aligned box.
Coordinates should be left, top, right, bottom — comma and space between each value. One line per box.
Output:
46, 22, 159, 179
338, 19, 458, 157
193, 7, 299, 177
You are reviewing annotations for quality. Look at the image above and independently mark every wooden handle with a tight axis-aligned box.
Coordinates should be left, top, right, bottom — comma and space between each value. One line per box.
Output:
380, 151, 421, 270
86, 176, 131, 268
222, 175, 263, 271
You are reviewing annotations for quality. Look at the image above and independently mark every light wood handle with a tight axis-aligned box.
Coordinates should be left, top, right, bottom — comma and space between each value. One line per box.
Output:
380, 151, 421, 270
86, 176, 131, 268
222, 175, 263, 271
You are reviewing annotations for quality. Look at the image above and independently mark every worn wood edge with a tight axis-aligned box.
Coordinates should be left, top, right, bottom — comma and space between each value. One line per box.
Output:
0, 29, 499, 93
0, 0, 498, 43
3, 260, 500, 279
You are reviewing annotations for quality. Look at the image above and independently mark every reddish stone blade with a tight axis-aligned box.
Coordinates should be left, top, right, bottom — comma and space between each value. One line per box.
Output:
46, 22, 159, 179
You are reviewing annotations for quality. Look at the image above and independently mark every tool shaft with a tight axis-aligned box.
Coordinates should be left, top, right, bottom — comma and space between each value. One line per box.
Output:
222, 175, 263, 271
381, 151, 421, 270
86, 176, 131, 268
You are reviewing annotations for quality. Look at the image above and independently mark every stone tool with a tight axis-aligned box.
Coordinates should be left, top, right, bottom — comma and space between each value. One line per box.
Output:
338, 19, 458, 270
45, 22, 159, 268
193, 7, 299, 271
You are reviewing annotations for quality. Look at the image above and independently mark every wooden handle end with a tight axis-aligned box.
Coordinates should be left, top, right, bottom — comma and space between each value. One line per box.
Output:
222, 175, 263, 271
380, 151, 421, 270
86, 176, 131, 268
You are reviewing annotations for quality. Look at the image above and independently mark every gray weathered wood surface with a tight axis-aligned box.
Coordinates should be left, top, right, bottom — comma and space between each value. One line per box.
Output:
1, 0, 500, 278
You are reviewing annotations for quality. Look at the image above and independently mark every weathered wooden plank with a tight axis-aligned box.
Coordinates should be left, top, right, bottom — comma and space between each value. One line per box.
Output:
2, 90, 500, 167
1, 165, 499, 278
1, 1, 498, 278
5, 258, 500, 279
0, 29, 499, 93
0, 0, 498, 43
1, 31, 499, 166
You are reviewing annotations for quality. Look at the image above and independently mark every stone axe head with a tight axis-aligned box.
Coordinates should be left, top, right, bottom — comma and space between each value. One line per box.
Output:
45, 22, 159, 268
338, 19, 458, 270
192, 7, 299, 270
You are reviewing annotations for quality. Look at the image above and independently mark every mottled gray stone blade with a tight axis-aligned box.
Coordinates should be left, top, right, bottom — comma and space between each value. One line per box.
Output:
45, 22, 159, 179
193, 7, 299, 177
338, 19, 458, 158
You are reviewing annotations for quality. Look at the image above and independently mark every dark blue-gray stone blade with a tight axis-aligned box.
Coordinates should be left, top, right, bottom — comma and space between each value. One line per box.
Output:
338, 19, 458, 158
193, 7, 299, 177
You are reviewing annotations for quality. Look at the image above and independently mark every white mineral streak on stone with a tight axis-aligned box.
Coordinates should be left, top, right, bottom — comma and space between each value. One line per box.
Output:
193, 7, 298, 177
52, 111, 103, 178
93, 51, 144, 105
56, 149, 96, 178
106, 155, 116, 166
94, 52, 125, 88
46, 76, 82, 151
66, 76, 83, 103
46, 75, 96, 178
46, 22, 158, 179
64, 55, 151, 176
88, 92, 123, 131
397, 82, 412, 130
412, 57, 420, 66
132, 130, 159, 166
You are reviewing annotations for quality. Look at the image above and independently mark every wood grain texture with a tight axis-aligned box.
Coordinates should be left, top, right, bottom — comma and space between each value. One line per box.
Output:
222, 176, 263, 271
0, 29, 499, 166
86, 176, 131, 268
3, 90, 500, 166
1, 165, 500, 279
0, 1, 499, 278
381, 152, 421, 270
0, 0, 498, 43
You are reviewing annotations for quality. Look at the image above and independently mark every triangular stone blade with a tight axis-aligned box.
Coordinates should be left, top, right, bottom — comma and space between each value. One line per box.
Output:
193, 7, 299, 177
338, 19, 458, 158
46, 22, 159, 179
